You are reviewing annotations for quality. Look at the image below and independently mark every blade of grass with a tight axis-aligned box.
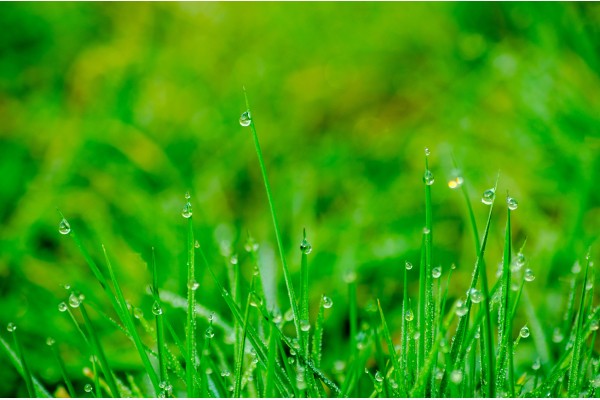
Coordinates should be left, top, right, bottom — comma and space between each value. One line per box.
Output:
568, 252, 591, 396
377, 299, 407, 397
48, 339, 77, 398
183, 211, 198, 397
312, 295, 326, 369
423, 151, 434, 398
233, 288, 253, 398
7, 327, 36, 397
265, 322, 279, 398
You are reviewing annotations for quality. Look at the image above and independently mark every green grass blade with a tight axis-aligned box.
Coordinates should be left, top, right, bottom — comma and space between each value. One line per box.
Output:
312, 295, 326, 369
265, 323, 279, 398
7, 327, 36, 397
423, 153, 434, 398
48, 339, 77, 397
377, 299, 406, 396
183, 212, 198, 397
242, 92, 301, 340
233, 289, 253, 398
417, 231, 426, 378
567, 253, 591, 396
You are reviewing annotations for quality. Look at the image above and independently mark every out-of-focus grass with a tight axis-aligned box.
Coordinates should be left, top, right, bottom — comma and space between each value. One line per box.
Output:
0, 2, 598, 396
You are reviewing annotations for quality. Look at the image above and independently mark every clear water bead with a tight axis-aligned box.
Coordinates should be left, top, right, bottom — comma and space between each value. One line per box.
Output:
591, 320, 599, 331
456, 299, 468, 317
185, 191, 191, 200
448, 176, 464, 190
205, 327, 215, 339
152, 301, 163, 316
450, 369, 463, 384
194, 240, 200, 249
58, 302, 68, 312
230, 254, 238, 265
470, 288, 483, 303
300, 320, 311, 332
520, 326, 530, 338
58, 218, 71, 235
239, 111, 252, 127
46, 337, 56, 346
515, 252, 526, 268
432, 266, 442, 279
323, 296, 333, 309
532, 358, 541, 371
481, 188, 496, 205
133, 308, 143, 319
375, 371, 384, 382
300, 238, 312, 255
507, 196, 518, 210
188, 280, 200, 291
84, 384, 93, 393
68, 293, 81, 308
424, 147, 430, 156
524, 269, 535, 282
7, 323, 16, 332
181, 202, 192, 218
405, 261, 413, 270
423, 170, 435, 185
404, 309, 414, 322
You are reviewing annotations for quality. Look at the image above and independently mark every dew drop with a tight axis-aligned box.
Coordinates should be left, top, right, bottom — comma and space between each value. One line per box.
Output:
423, 170, 435, 186
253, 266, 260, 276
448, 176, 464, 190
272, 312, 283, 324
300, 320, 311, 332
7, 323, 16, 332
524, 268, 535, 282
520, 326, 530, 338
532, 358, 541, 371
46, 337, 56, 346
322, 296, 333, 309
374, 370, 384, 383
68, 293, 81, 308
205, 327, 215, 339
221, 370, 231, 377
432, 266, 442, 279
59, 218, 71, 235
188, 280, 200, 291
592, 375, 600, 388
58, 302, 68, 312
181, 202, 192, 219
239, 111, 252, 127
552, 328, 564, 343
450, 369, 463, 384
591, 320, 599, 332
470, 288, 483, 304
185, 191, 191, 200
455, 299, 468, 317
507, 196, 518, 210
152, 301, 163, 316
84, 384, 93, 393
133, 308, 143, 319
405, 261, 413, 270
481, 188, 496, 205
194, 240, 200, 249
404, 309, 414, 322
424, 147, 430, 156
63, 284, 71, 290
284, 309, 294, 322
515, 252, 526, 268
423, 227, 431, 235
300, 238, 312, 255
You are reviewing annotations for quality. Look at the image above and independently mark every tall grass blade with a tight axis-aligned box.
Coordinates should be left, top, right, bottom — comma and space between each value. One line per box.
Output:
7, 328, 36, 397
377, 299, 406, 396
184, 214, 198, 397
48, 340, 77, 397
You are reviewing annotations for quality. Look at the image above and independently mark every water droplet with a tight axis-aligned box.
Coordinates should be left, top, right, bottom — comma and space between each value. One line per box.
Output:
252, 265, 260, 276
221, 370, 230, 377
194, 240, 200, 249
507, 196, 518, 210
84, 384, 93, 393
59, 218, 71, 235
239, 111, 252, 127
300, 238, 312, 255
405, 261, 413, 270
343, 270, 357, 283
413, 331, 421, 340
229, 254, 238, 265
404, 309, 414, 322
424, 147, 430, 156
68, 293, 81, 308
205, 327, 214, 339
423, 170, 435, 185
481, 188, 495, 205
188, 280, 200, 291
432, 266, 442, 279
448, 176, 464, 190
532, 358, 541, 371
185, 191, 191, 200
181, 202, 192, 218
524, 268, 535, 282
244, 236, 260, 253
7, 323, 16, 332
133, 308, 143, 319
46, 337, 56, 346
272, 311, 282, 324
284, 309, 294, 322
300, 319, 310, 332
435, 370, 444, 380
552, 328, 563, 343
591, 320, 599, 331
470, 288, 483, 303
450, 369, 463, 384
520, 326, 530, 338
63, 284, 71, 290
58, 302, 68, 312
374, 371, 384, 382
152, 301, 163, 316
423, 227, 431, 235
323, 296, 333, 309
456, 299, 468, 317
572, 261, 582, 274
592, 375, 600, 388
249, 293, 262, 307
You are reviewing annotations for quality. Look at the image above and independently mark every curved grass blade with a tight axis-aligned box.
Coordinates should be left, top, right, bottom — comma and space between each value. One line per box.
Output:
377, 299, 406, 397
6, 328, 36, 397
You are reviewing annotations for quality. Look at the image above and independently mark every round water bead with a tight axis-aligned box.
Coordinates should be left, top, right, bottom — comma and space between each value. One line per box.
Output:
405, 261, 413, 270
205, 327, 215, 339
404, 309, 414, 322
450, 370, 463, 384
68, 293, 81, 308
188, 280, 200, 291
515, 252, 526, 268
520, 326, 530, 338
239, 111, 252, 127
591, 320, 599, 332
424, 147, 430, 156
322, 296, 333, 309
181, 202, 192, 219
469, 288, 483, 304
58, 218, 71, 235
532, 359, 541, 371
84, 384, 93, 393
481, 188, 496, 205
230, 254, 238, 265
300, 320, 311, 332
133, 308, 143, 319
58, 302, 68, 312
448, 176, 464, 190
46, 337, 56, 346
423, 170, 435, 186
300, 238, 312, 255
432, 266, 442, 279
152, 301, 163, 316
524, 269, 535, 282
194, 240, 200, 249
455, 299, 468, 317
374, 371, 384, 382
7, 323, 16, 332
507, 196, 518, 210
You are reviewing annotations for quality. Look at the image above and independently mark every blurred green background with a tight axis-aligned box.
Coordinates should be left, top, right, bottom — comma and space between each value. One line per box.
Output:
0, 2, 599, 396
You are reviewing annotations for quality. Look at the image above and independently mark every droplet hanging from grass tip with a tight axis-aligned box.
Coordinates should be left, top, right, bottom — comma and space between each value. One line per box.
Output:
152, 301, 163, 316
432, 266, 442, 279
300, 238, 312, 255
58, 302, 68, 312
405, 261, 413, 270
7, 322, 16, 332
524, 269, 535, 282
520, 326, 530, 338
323, 295, 333, 309
59, 218, 71, 235
481, 188, 495, 205
239, 111, 252, 127
68, 293, 81, 308
507, 196, 518, 210
423, 170, 435, 186
404, 308, 414, 322
181, 202, 192, 219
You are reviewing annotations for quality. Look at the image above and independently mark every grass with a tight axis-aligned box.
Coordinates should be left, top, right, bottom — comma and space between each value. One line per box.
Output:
1, 98, 598, 398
